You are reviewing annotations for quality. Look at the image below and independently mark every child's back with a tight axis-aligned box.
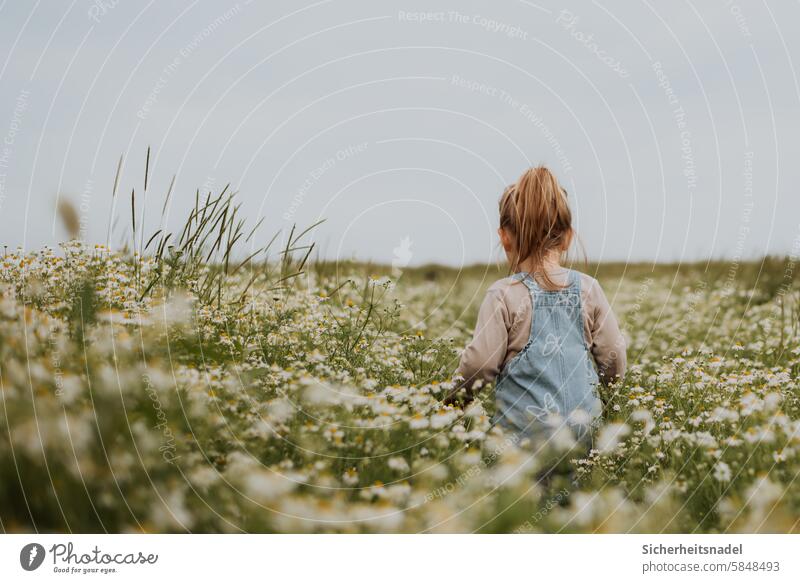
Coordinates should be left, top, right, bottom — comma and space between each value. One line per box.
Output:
458, 268, 625, 441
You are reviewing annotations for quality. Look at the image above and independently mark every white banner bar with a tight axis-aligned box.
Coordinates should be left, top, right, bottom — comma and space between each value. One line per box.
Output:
0, 534, 797, 582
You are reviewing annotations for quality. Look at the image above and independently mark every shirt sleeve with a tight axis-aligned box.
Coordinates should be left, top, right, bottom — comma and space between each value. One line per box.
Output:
456, 288, 510, 390
588, 281, 627, 385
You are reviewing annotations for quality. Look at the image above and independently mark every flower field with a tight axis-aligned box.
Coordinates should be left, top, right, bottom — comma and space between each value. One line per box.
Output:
1, 214, 799, 532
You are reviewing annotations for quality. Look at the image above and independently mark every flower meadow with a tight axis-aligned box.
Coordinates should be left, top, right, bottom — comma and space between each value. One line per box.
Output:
1, 197, 799, 533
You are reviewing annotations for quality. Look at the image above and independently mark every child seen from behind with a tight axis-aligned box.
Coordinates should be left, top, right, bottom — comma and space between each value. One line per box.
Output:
456, 166, 626, 443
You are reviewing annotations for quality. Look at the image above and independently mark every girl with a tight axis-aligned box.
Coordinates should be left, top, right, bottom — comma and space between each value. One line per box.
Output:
456, 166, 626, 442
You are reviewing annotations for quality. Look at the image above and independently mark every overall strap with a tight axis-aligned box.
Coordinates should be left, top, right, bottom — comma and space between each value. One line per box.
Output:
567, 269, 581, 292
512, 271, 539, 293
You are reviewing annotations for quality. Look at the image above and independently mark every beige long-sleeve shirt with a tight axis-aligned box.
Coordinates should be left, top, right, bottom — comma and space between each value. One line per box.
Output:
457, 270, 626, 390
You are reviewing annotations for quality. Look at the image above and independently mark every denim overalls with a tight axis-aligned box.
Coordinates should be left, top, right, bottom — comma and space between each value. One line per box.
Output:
494, 270, 602, 443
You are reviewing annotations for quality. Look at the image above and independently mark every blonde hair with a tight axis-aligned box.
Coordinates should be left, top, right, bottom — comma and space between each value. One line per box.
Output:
499, 166, 574, 289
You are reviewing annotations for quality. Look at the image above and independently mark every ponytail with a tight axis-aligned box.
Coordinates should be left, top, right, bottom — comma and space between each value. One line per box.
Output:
498, 166, 574, 289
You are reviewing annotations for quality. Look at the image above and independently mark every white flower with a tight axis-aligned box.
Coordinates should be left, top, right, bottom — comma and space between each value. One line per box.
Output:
688, 431, 718, 449
387, 457, 409, 473
342, 468, 359, 486
243, 470, 295, 503
430, 409, 456, 429
549, 423, 577, 452
740, 392, 763, 415
745, 475, 783, 513
568, 409, 592, 426
764, 392, 782, 412
743, 427, 775, 444
596, 423, 631, 453
712, 462, 732, 483
460, 449, 482, 465
709, 406, 739, 423
630, 409, 655, 434
464, 401, 486, 418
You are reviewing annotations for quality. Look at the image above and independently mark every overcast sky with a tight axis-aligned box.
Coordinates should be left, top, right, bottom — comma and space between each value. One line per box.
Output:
0, 0, 798, 266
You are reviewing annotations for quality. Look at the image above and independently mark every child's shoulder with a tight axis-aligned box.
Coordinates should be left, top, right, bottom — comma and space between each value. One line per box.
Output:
484, 276, 529, 304
570, 270, 607, 304
571, 269, 601, 290
486, 275, 523, 293
486, 276, 518, 292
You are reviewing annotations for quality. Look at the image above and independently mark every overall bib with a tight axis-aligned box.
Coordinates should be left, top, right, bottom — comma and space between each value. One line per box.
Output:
494, 270, 602, 443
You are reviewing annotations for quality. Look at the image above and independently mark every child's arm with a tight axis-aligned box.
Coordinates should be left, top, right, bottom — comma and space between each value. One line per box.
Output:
455, 288, 511, 391
588, 281, 627, 385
